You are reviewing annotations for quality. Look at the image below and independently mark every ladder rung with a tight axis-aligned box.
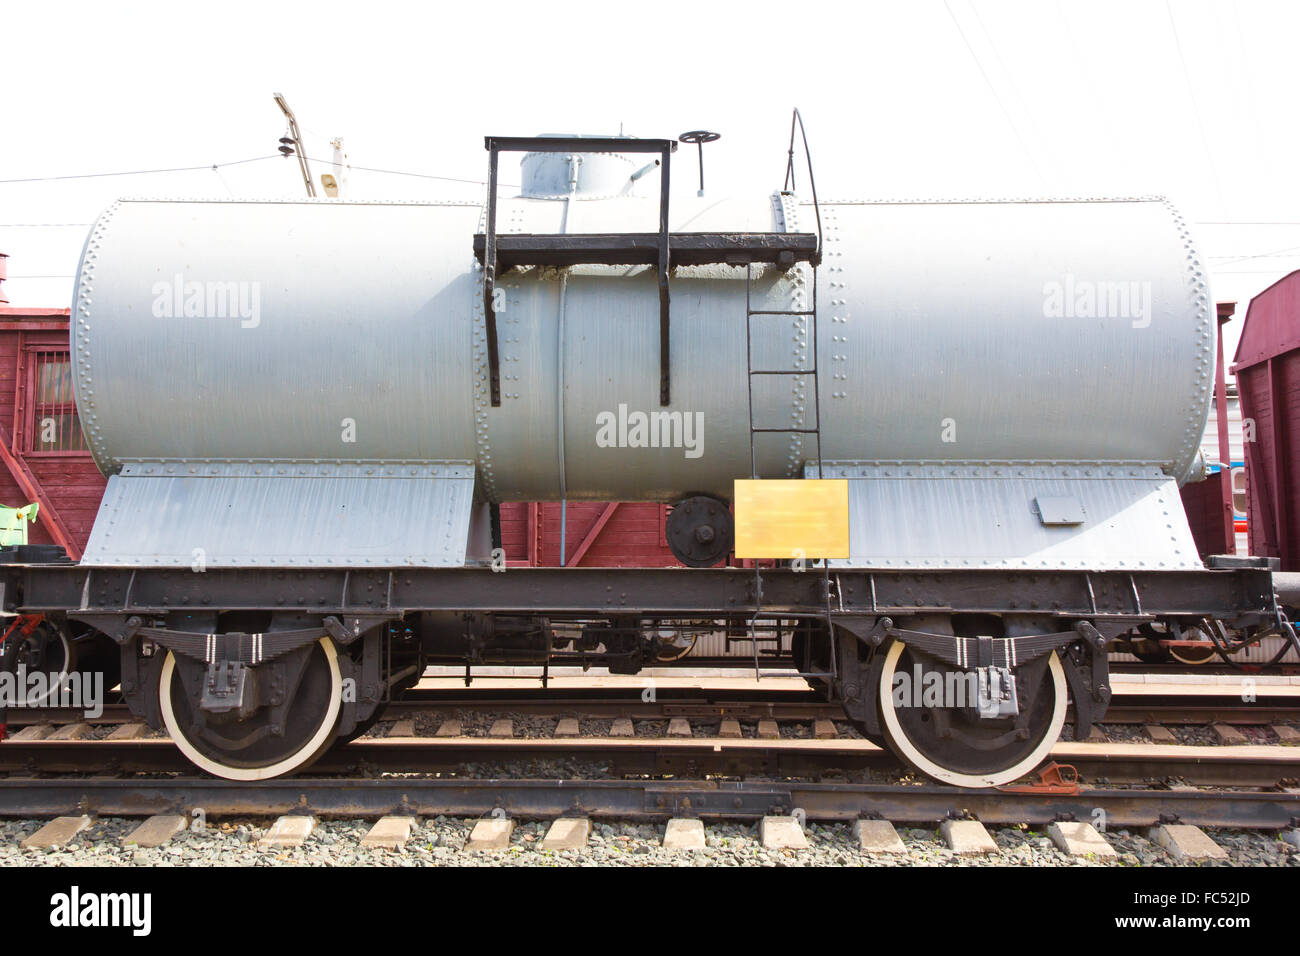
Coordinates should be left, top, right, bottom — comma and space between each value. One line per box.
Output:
751, 427, 821, 434
750, 369, 816, 376
748, 309, 816, 315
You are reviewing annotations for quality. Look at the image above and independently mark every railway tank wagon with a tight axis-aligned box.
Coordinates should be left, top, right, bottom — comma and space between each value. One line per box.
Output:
9, 125, 1283, 786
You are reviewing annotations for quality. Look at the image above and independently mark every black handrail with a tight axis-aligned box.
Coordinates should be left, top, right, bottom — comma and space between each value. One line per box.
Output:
782, 108, 823, 266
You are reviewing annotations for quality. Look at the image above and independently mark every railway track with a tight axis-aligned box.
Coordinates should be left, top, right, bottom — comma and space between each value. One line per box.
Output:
2, 735, 1298, 788
2, 775, 1298, 830
4, 731, 1299, 868
3, 675, 1298, 841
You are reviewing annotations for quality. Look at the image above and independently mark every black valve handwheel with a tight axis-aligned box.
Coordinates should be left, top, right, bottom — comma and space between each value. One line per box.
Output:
678, 130, 721, 145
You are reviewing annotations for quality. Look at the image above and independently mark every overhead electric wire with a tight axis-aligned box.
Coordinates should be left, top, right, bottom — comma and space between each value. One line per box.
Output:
210, 165, 236, 198
0, 154, 282, 185
969, 1, 1057, 184
304, 156, 516, 188
943, 0, 1048, 190
1, 155, 517, 190
1166, 0, 1227, 214
1229, 0, 1270, 185
1209, 252, 1300, 261
1211, 244, 1300, 267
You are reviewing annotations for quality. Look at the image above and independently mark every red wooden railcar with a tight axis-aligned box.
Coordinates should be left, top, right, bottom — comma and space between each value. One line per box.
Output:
0, 302, 105, 559
1233, 271, 1300, 570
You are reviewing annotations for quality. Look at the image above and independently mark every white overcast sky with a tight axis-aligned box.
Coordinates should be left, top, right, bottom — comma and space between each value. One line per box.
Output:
2, 0, 1297, 360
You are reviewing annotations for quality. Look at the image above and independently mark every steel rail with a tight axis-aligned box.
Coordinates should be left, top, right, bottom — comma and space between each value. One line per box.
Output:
0, 775, 1293, 828
2, 737, 1298, 788
6, 692, 1300, 727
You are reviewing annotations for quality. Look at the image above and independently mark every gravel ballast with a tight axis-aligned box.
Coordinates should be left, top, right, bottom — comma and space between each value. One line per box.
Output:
0, 817, 1294, 867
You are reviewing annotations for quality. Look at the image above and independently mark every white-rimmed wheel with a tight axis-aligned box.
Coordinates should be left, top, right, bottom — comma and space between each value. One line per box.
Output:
877, 639, 1067, 788
159, 637, 342, 781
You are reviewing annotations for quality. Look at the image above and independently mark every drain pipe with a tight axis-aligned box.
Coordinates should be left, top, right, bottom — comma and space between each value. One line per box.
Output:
558, 272, 570, 565
558, 155, 579, 566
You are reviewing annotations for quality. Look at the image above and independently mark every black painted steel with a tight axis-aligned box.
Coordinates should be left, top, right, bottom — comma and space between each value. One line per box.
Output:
664, 496, 734, 568
7, 565, 1275, 620
678, 129, 720, 192
480, 135, 678, 406
471, 231, 818, 269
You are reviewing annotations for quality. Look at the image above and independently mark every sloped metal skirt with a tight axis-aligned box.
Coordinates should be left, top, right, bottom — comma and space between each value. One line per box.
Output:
81, 461, 481, 568
812, 462, 1203, 572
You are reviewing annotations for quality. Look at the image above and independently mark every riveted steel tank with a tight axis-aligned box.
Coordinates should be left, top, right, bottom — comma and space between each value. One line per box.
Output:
71, 150, 1213, 507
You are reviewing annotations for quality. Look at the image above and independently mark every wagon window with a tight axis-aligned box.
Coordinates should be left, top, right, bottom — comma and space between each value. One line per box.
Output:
29, 351, 87, 453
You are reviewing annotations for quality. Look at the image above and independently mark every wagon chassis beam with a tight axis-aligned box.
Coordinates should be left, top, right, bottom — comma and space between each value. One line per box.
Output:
6, 566, 1278, 623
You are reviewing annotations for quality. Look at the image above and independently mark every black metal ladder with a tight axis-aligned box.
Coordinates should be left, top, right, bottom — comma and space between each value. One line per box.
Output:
741, 108, 836, 682
742, 260, 836, 681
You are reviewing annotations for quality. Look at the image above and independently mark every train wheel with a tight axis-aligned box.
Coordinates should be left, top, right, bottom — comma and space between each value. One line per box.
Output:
652, 629, 698, 663
338, 707, 386, 745
877, 640, 1066, 788
1167, 620, 1220, 666
1, 621, 75, 707
71, 630, 122, 692
159, 637, 342, 781
791, 629, 809, 676
1130, 630, 1171, 665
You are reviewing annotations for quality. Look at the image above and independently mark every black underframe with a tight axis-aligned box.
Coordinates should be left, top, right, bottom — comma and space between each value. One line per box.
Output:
4, 565, 1277, 624
5, 564, 1277, 746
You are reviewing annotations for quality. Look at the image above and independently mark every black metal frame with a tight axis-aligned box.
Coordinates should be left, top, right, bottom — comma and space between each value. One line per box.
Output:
5, 564, 1277, 623
481, 136, 676, 406
472, 232, 817, 270
477, 135, 821, 409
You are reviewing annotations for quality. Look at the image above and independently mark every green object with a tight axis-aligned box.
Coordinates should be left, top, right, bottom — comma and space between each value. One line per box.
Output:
0, 503, 38, 547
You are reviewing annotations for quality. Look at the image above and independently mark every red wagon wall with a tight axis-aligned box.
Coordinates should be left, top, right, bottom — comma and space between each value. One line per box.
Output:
0, 305, 106, 557
499, 501, 684, 567
1180, 302, 1239, 558
1232, 271, 1300, 570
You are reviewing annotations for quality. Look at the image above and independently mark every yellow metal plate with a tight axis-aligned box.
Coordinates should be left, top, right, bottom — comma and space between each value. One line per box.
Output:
733, 479, 850, 559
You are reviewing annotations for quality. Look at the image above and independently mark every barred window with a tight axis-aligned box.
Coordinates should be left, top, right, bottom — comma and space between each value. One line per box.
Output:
30, 351, 86, 453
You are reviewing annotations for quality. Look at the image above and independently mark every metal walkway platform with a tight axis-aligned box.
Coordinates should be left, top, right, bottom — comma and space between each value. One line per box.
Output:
472, 231, 818, 269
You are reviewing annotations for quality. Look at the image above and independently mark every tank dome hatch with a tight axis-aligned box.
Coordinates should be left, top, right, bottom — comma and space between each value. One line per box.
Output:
519, 134, 653, 199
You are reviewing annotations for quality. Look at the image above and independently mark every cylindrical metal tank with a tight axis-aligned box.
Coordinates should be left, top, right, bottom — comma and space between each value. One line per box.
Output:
71, 154, 1213, 504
